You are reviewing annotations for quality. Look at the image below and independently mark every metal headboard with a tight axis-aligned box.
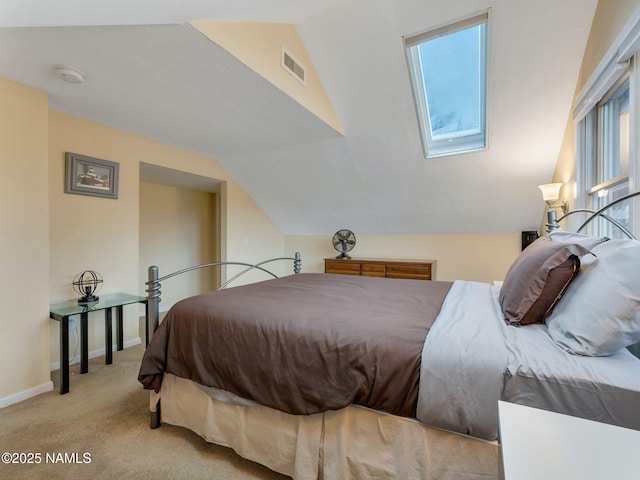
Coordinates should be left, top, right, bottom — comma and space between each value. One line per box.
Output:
545, 190, 640, 239
144, 252, 302, 345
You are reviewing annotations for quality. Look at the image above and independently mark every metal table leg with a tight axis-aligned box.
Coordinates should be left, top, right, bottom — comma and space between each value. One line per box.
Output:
116, 305, 124, 351
105, 308, 113, 365
60, 316, 70, 394
80, 312, 89, 374
144, 301, 150, 347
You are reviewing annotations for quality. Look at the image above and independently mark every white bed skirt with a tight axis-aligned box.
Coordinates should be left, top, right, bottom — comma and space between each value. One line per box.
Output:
153, 374, 501, 480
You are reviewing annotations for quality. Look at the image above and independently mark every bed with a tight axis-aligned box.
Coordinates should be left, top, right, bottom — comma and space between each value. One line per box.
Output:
138, 199, 640, 480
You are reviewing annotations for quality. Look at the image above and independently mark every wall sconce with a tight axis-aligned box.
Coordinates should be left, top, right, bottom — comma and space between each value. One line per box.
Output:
538, 183, 568, 214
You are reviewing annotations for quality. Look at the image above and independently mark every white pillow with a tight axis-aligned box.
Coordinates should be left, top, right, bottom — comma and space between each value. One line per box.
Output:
548, 229, 609, 250
546, 238, 640, 356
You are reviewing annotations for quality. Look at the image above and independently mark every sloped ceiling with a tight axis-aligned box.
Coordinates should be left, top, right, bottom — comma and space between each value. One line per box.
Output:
0, 0, 598, 235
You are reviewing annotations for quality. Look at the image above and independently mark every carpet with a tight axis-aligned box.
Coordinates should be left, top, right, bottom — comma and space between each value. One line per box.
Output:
0, 344, 289, 480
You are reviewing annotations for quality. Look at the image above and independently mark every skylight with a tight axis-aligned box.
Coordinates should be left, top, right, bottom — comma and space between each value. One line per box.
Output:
405, 13, 489, 158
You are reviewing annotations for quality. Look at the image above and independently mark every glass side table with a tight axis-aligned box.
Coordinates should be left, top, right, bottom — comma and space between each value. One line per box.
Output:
49, 292, 148, 394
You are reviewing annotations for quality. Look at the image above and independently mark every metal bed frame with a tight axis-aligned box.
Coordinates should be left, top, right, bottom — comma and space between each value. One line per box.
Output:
145, 252, 302, 345
545, 190, 640, 239
144, 252, 301, 428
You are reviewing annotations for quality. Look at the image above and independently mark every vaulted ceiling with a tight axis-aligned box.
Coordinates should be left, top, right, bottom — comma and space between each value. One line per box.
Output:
0, 0, 598, 235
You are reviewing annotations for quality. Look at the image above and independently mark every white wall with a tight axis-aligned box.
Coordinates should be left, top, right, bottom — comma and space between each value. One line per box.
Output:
192, 20, 343, 135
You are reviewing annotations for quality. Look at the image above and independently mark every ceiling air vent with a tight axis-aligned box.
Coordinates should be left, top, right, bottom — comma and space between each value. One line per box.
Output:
282, 48, 306, 85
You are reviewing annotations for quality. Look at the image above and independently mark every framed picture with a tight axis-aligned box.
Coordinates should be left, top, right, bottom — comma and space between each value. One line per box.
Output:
65, 152, 119, 199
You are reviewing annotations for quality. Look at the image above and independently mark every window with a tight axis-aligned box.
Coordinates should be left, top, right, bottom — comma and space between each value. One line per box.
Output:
573, 5, 640, 239
405, 13, 489, 158
577, 73, 633, 237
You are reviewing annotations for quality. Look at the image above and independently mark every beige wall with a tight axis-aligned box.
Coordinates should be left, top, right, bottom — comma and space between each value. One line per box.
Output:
139, 181, 218, 313
286, 233, 521, 283
553, 0, 640, 193
48, 112, 143, 363
0, 84, 287, 405
576, 0, 640, 91
130, 133, 287, 281
0, 78, 51, 403
47, 111, 286, 367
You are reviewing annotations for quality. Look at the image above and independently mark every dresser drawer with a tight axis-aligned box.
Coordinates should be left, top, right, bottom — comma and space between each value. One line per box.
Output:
386, 265, 432, 280
325, 261, 361, 274
387, 264, 431, 278
386, 273, 431, 280
324, 258, 435, 281
360, 263, 385, 278
361, 264, 385, 273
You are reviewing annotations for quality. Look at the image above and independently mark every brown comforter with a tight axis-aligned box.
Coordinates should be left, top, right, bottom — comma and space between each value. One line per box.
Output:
138, 273, 452, 418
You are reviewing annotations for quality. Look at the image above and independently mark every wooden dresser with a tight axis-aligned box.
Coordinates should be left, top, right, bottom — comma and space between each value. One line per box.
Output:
324, 258, 435, 280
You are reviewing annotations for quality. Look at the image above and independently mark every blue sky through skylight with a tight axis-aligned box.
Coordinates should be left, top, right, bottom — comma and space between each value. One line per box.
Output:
418, 24, 484, 138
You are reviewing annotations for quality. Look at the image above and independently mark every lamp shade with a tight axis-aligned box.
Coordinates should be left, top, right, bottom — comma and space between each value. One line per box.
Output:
538, 183, 563, 202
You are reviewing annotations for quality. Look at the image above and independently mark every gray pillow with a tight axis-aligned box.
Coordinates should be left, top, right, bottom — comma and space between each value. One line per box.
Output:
499, 237, 590, 326
546, 238, 640, 356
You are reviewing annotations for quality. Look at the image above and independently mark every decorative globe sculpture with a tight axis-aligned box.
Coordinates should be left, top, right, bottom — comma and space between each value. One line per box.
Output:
72, 270, 103, 304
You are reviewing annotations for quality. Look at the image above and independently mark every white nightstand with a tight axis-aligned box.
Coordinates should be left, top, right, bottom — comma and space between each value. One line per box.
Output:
499, 401, 640, 480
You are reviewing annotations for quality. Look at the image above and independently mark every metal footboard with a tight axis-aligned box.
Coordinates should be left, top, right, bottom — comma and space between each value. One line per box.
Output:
144, 252, 301, 429
145, 252, 302, 342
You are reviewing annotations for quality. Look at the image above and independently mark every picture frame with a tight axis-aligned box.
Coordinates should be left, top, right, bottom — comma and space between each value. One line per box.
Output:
65, 152, 119, 199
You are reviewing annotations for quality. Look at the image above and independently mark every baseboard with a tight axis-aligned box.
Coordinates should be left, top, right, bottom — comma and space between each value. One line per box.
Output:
1, 339, 143, 410
49, 337, 142, 372
0, 381, 54, 409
